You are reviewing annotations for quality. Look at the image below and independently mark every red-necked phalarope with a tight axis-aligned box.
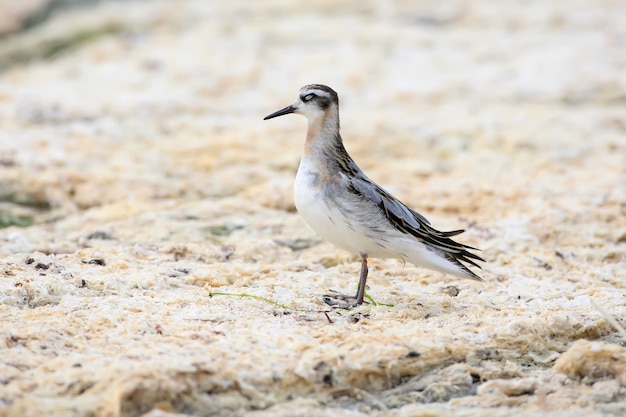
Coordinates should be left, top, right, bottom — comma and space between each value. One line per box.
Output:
264, 84, 484, 307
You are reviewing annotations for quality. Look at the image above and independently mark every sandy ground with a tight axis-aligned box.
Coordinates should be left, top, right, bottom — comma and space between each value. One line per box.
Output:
0, 0, 625, 416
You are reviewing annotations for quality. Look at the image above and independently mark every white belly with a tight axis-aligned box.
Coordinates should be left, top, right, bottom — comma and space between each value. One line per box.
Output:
293, 160, 392, 257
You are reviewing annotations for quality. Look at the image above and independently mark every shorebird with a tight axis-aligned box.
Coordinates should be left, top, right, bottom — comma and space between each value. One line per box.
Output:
264, 84, 484, 307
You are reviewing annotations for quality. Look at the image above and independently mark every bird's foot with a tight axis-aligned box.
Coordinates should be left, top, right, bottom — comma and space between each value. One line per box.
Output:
322, 289, 364, 309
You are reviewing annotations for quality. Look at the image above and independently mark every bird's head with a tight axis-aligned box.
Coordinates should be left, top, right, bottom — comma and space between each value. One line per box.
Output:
264, 84, 339, 122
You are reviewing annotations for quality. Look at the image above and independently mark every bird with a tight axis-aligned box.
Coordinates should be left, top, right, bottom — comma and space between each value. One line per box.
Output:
264, 84, 484, 307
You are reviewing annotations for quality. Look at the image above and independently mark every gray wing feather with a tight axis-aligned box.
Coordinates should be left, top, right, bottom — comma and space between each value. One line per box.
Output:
346, 172, 484, 279
350, 172, 430, 227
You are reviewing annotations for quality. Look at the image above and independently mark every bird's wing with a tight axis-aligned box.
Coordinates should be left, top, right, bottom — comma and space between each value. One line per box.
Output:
346, 172, 484, 278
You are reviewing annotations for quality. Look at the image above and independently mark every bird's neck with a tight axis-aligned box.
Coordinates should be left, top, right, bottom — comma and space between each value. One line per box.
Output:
303, 107, 346, 159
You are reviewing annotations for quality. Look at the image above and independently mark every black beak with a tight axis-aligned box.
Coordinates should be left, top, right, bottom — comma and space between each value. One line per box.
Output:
263, 105, 296, 120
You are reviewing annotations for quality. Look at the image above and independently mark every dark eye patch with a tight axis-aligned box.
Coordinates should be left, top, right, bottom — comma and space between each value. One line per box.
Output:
302, 93, 315, 102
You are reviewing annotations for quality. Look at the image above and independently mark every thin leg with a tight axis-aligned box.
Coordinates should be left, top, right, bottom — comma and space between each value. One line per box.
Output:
322, 254, 368, 309
354, 256, 368, 305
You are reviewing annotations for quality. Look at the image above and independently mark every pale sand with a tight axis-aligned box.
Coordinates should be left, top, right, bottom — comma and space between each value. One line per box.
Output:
0, 1, 625, 416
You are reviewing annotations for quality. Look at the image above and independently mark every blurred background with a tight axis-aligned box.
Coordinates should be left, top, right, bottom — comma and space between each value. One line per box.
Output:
1, 1, 625, 416
1, 0, 624, 229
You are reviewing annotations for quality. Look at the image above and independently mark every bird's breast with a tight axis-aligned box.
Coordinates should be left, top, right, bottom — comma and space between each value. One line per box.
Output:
293, 157, 396, 257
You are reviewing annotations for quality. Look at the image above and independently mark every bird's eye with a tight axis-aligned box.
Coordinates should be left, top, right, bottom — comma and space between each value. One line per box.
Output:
302, 94, 314, 102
